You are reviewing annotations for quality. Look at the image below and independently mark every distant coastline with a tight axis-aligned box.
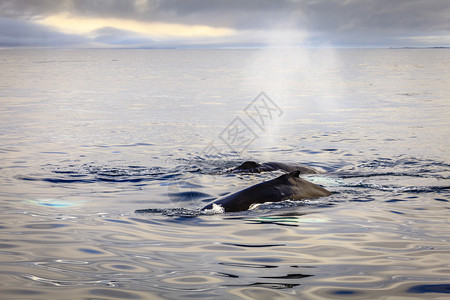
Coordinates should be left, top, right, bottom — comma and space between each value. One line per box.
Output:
391, 46, 450, 49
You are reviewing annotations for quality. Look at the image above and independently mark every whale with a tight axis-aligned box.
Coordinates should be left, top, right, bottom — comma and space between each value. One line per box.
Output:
231, 161, 323, 174
202, 170, 331, 212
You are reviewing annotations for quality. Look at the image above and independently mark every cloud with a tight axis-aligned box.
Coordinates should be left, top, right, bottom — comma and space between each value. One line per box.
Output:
37, 13, 235, 39
0, 17, 87, 47
90, 27, 155, 46
0, 0, 449, 47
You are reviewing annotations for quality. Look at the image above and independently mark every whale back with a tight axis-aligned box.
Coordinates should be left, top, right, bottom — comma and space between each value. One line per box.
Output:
232, 161, 263, 172
265, 162, 323, 174
232, 161, 322, 174
202, 171, 331, 212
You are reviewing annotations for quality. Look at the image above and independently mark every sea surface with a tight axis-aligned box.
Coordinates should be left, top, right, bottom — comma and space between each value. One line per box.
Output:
0, 48, 449, 299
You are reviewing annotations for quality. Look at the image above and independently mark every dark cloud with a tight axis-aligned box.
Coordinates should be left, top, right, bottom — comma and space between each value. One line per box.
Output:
0, 0, 449, 47
300, 0, 450, 34
0, 0, 65, 19
0, 17, 87, 47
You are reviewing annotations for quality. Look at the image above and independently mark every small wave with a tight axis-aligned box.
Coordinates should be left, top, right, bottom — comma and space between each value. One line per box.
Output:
85, 143, 155, 148
251, 199, 335, 211
355, 156, 450, 173
16, 175, 96, 184
46, 164, 174, 184
135, 207, 201, 217
345, 181, 450, 193
225, 282, 300, 289
33, 60, 89, 64
222, 242, 285, 248
339, 172, 427, 179
337, 156, 450, 195
407, 284, 450, 294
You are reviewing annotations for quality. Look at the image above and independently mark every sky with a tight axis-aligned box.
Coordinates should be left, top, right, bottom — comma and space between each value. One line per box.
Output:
0, 0, 449, 48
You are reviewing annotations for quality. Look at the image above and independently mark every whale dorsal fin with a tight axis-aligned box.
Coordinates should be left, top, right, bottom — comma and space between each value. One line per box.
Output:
288, 170, 301, 178
272, 170, 301, 184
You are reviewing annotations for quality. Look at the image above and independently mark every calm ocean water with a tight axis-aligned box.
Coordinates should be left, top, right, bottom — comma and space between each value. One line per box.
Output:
0, 48, 449, 299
